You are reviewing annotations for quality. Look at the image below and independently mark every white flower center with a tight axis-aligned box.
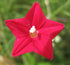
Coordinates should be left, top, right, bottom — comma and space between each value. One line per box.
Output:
29, 26, 38, 38
29, 26, 36, 33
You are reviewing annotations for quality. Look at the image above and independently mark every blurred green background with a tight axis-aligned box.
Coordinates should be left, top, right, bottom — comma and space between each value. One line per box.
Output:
0, 0, 70, 65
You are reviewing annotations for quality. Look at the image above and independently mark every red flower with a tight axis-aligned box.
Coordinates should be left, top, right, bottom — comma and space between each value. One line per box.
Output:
5, 2, 64, 60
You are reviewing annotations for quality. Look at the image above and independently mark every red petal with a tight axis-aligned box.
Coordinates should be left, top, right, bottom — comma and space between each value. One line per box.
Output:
39, 19, 65, 39
25, 2, 37, 26
12, 36, 33, 57
33, 33, 53, 60
40, 19, 64, 28
32, 2, 46, 29
5, 18, 30, 37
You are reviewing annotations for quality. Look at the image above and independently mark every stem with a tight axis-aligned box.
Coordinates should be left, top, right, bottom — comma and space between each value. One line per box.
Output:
22, 55, 29, 65
45, 0, 51, 19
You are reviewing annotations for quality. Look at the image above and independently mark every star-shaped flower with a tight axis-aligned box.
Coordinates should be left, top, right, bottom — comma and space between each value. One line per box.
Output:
5, 2, 64, 60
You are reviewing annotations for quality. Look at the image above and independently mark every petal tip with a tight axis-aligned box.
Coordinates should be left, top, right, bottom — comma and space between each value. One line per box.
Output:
5, 20, 11, 24
49, 57, 53, 60
63, 24, 65, 28
12, 52, 17, 57
35, 2, 39, 3
61, 24, 65, 30
34, 2, 39, 5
